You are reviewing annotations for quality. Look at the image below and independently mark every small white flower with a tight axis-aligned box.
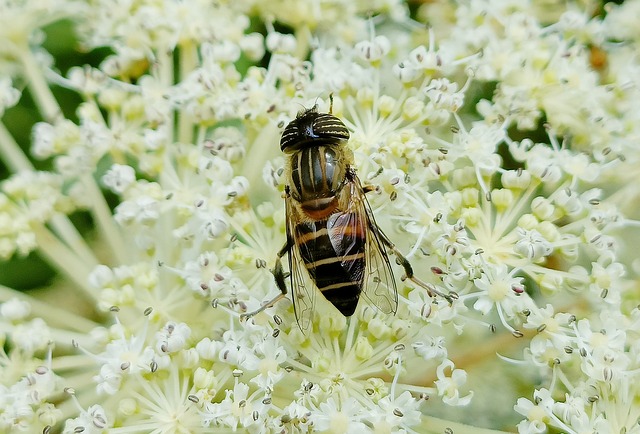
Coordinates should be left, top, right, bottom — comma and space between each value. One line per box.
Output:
18, 362, 59, 406
210, 40, 241, 63
31, 122, 58, 159
0, 77, 20, 115
89, 319, 157, 394
102, 164, 136, 194
88, 264, 115, 289
392, 61, 420, 83
138, 75, 173, 125
12, 318, 51, 354
201, 209, 229, 239
246, 339, 287, 389
204, 127, 246, 162
514, 396, 549, 434
279, 401, 313, 431
155, 321, 191, 354
434, 359, 473, 406
266, 32, 297, 54
114, 195, 160, 226
405, 44, 445, 72
413, 336, 448, 361
195, 337, 218, 361
0, 298, 31, 321
514, 228, 553, 261
202, 382, 265, 430
181, 251, 232, 297
523, 149, 563, 184
63, 404, 108, 434
603, 0, 640, 42
355, 36, 390, 63
501, 169, 532, 190
240, 32, 265, 61
552, 393, 586, 423
310, 397, 369, 433
450, 122, 505, 175
582, 346, 630, 382
66, 66, 108, 96
142, 128, 167, 151
433, 220, 470, 257
472, 263, 528, 318
425, 78, 465, 113
372, 391, 422, 430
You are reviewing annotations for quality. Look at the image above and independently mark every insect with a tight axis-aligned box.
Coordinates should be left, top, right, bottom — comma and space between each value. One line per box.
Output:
241, 98, 450, 331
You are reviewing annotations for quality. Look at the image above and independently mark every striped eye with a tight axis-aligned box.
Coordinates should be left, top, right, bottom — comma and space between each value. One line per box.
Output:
280, 107, 350, 152
310, 113, 350, 140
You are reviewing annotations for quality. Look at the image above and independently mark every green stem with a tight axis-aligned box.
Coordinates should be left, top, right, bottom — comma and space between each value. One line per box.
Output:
0, 285, 98, 332
0, 121, 33, 171
81, 174, 130, 264
33, 225, 97, 304
242, 121, 281, 201
16, 44, 62, 123
156, 48, 175, 143
49, 214, 100, 270
421, 415, 514, 434
294, 26, 311, 59
51, 354, 95, 371
177, 39, 198, 144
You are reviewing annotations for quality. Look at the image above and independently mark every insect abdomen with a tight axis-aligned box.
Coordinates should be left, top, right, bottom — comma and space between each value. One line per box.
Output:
295, 216, 366, 316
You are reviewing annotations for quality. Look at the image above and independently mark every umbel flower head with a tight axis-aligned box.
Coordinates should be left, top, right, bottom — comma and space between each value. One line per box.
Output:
1, 0, 640, 433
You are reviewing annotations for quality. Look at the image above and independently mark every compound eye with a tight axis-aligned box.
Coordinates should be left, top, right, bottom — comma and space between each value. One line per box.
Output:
280, 109, 350, 152
311, 113, 350, 142
280, 122, 301, 152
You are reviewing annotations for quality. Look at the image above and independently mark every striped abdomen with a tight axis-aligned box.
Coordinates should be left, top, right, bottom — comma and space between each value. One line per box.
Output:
295, 212, 366, 316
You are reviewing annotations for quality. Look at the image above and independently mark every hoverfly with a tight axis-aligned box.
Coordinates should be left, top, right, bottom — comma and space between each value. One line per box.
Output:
241, 97, 449, 331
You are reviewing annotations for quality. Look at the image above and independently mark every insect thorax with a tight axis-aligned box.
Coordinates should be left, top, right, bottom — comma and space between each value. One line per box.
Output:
288, 144, 353, 206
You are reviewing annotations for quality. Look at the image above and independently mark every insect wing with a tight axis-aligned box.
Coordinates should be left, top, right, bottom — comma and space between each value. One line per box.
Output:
350, 179, 398, 315
285, 196, 316, 332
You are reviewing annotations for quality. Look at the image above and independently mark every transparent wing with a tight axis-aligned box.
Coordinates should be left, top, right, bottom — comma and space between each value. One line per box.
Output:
349, 177, 398, 314
285, 195, 316, 332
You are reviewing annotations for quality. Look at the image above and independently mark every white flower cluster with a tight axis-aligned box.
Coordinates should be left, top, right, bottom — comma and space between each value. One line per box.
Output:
1, 0, 640, 433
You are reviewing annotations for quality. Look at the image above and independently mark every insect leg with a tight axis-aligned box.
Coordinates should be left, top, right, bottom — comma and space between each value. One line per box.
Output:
362, 184, 376, 194
240, 240, 292, 320
371, 224, 455, 304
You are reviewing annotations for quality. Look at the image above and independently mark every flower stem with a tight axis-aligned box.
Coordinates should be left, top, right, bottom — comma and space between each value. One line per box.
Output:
81, 173, 130, 264
294, 26, 311, 59
16, 43, 62, 123
242, 121, 280, 199
50, 211, 100, 266
0, 121, 33, 172
156, 47, 175, 142
0, 285, 98, 332
51, 354, 95, 371
177, 39, 198, 144
421, 415, 512, 434
33, 225, 98, 303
